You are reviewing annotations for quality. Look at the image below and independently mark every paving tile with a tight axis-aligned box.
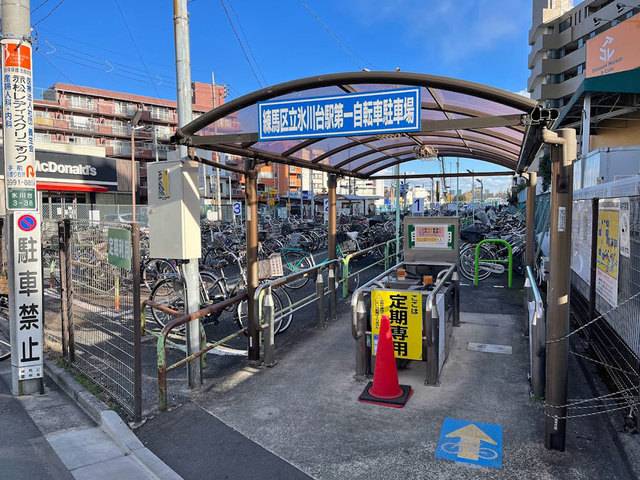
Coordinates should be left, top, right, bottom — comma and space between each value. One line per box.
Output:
71, 455, 151, 480
46, 427, 123, 470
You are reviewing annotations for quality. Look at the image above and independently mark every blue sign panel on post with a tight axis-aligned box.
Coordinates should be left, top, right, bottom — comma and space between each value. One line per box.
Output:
258, 88, 421, 141
302, 190, 309, 200
435, 418, 502, 469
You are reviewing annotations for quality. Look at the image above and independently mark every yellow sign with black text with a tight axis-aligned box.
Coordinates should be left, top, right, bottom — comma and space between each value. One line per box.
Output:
371, 290, 422, 360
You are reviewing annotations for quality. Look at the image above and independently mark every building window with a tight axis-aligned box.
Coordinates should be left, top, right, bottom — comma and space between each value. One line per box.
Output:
68, 136, 96, 146
558, 18, 571, 33
35, 133, 52, 144
578, 10, 582, 23
69, 115, 94, 131
578, 64, 584, 75
149, 105, 170, 120
115, 101, 135, 116
68, 94, 94, 110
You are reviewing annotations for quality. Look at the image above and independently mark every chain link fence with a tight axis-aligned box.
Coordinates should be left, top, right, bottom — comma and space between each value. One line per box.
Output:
41, 218, 141, 417
41, 204, 148, 223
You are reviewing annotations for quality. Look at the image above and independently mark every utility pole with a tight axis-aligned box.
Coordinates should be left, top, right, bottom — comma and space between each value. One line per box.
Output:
2, 0, 44, 396
173, 0, 201, 387
212, 72, 222, 221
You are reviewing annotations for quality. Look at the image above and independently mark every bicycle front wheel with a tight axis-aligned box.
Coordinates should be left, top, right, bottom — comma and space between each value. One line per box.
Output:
149, 278, 184, 330
142, 258, 177, 290
459, 244, 494, 282
281, 250, 314, 289
236, 289, 285, 334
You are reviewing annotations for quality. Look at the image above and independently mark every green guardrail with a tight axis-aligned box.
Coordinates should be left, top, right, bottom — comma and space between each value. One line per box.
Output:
474, 238, 513, 288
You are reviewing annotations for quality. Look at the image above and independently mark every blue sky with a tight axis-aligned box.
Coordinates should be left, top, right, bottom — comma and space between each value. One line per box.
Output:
30, 0, 533, 194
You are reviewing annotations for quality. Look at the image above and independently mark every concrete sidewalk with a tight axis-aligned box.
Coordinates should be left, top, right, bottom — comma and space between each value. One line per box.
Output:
0, 325, 181, 480
136, 284, 637, 479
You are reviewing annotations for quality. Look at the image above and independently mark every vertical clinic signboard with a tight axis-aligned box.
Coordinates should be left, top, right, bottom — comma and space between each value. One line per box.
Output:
9, 213, 43, 381
2, 40, 36, 210
596, 199, 620, 307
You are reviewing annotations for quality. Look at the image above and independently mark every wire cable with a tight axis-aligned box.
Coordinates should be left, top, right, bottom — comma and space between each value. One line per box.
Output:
227, 0, 267, 86
297, 0, 364, 70
33, 0, 65, 28
219, 0, 263, 88
113, 0, 162, 99
32, 0, 52, 14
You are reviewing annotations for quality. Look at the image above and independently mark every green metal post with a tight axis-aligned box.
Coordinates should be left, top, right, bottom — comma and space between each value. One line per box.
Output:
474, 239, 513, 287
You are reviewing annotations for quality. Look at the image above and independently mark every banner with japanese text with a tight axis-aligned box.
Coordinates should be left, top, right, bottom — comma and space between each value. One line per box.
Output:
371, 289, 422, 360
596, 199, 619, 307
2, 40, 36, 210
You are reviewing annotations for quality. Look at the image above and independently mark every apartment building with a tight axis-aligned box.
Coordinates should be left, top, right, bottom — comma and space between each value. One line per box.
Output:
528, 0, 639, 107
8, 81, 243, 203
529, 0, 640, 189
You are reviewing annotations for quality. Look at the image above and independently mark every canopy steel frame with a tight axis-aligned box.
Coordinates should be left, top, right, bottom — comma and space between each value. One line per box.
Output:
172, 71, 545, 179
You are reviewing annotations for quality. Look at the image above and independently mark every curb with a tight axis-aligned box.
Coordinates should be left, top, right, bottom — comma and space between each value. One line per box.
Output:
44, 359, 182, 480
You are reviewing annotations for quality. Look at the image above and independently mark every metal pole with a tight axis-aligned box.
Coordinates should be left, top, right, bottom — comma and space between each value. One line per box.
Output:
262, 287, 276, 366
173, 0, 201, 387
212, 72, 222, 220
456, 158, 460, 217
525, 171, 537, 268
544, 128, 576, 452
131, 223, 142, 422
588, 197, 599, 332
328, 174, 338, 262
300, 168, 304, 219
245, 159, 261, 361
394, 165, 400, 264
131, 127, 136, 222
153, 127, 159, 163
228, 172, 233, 224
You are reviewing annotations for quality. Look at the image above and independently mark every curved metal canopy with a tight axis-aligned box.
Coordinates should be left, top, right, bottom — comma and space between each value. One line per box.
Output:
173, 71, 543, 178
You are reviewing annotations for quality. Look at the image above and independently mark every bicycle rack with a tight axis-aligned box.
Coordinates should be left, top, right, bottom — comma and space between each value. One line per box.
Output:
474, 239, 513, 287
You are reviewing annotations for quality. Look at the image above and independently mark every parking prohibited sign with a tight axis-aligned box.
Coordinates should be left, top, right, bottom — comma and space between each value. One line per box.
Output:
233, 202, 242, 216
17, 214, 37, 231
10, 211, 44, 381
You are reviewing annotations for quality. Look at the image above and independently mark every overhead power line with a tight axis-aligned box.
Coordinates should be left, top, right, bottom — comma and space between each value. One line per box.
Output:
297, 0, 376, 71
219, 0, 263, 88
33, 0, 65, 28
113, 0, 162, 98
227, 0, 267, 86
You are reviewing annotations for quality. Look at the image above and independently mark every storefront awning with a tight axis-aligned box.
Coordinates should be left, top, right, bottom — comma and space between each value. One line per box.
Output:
36, 182, 109, 192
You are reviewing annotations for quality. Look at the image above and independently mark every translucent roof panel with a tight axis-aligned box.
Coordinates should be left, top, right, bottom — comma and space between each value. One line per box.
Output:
176, 71, 540, 178
432, 89, 526, 116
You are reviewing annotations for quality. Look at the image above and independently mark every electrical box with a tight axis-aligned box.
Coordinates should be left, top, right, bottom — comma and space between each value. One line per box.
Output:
147, 160, 201, 259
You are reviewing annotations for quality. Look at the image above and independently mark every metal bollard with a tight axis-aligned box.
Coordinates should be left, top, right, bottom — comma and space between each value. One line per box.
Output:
316, 270, 325, 329
328, 266, 337, 322
263, 288, 277, 367
452, 270, 460, 327
355, 296, 368, 379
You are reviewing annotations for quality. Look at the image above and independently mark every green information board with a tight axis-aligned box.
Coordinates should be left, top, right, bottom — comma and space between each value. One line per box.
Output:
7, 188, 37, 209
107, 228, 132, 270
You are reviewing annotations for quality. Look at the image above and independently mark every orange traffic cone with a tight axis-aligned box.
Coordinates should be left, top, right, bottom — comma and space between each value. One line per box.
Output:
358, 315, 413, 408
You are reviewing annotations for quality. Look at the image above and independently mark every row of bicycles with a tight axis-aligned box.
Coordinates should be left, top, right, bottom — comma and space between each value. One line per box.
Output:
458, 207, 539, 284
142, 214, 401, 335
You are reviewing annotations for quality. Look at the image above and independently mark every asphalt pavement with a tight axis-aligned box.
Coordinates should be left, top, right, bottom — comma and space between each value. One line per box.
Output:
133, 276, 639, 480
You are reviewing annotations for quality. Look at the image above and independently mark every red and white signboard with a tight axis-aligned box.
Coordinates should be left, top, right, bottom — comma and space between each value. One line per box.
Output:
2, 39, 37, 210
9, 211, 43, 381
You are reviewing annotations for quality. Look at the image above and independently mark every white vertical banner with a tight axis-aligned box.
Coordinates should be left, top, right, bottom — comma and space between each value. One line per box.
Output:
9, 212, 44, 381
619, 197, 630, 258
2, 39, 37, 210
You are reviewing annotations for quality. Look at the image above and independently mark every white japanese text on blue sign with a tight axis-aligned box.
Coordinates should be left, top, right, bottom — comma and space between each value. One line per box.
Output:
258, 88, 421, 141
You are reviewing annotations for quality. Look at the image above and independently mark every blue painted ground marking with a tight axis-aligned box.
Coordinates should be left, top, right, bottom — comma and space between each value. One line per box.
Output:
435, 417, 502, 469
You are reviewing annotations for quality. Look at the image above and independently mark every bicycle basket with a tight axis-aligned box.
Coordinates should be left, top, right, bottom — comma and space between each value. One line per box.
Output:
258, 253, 284, 280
